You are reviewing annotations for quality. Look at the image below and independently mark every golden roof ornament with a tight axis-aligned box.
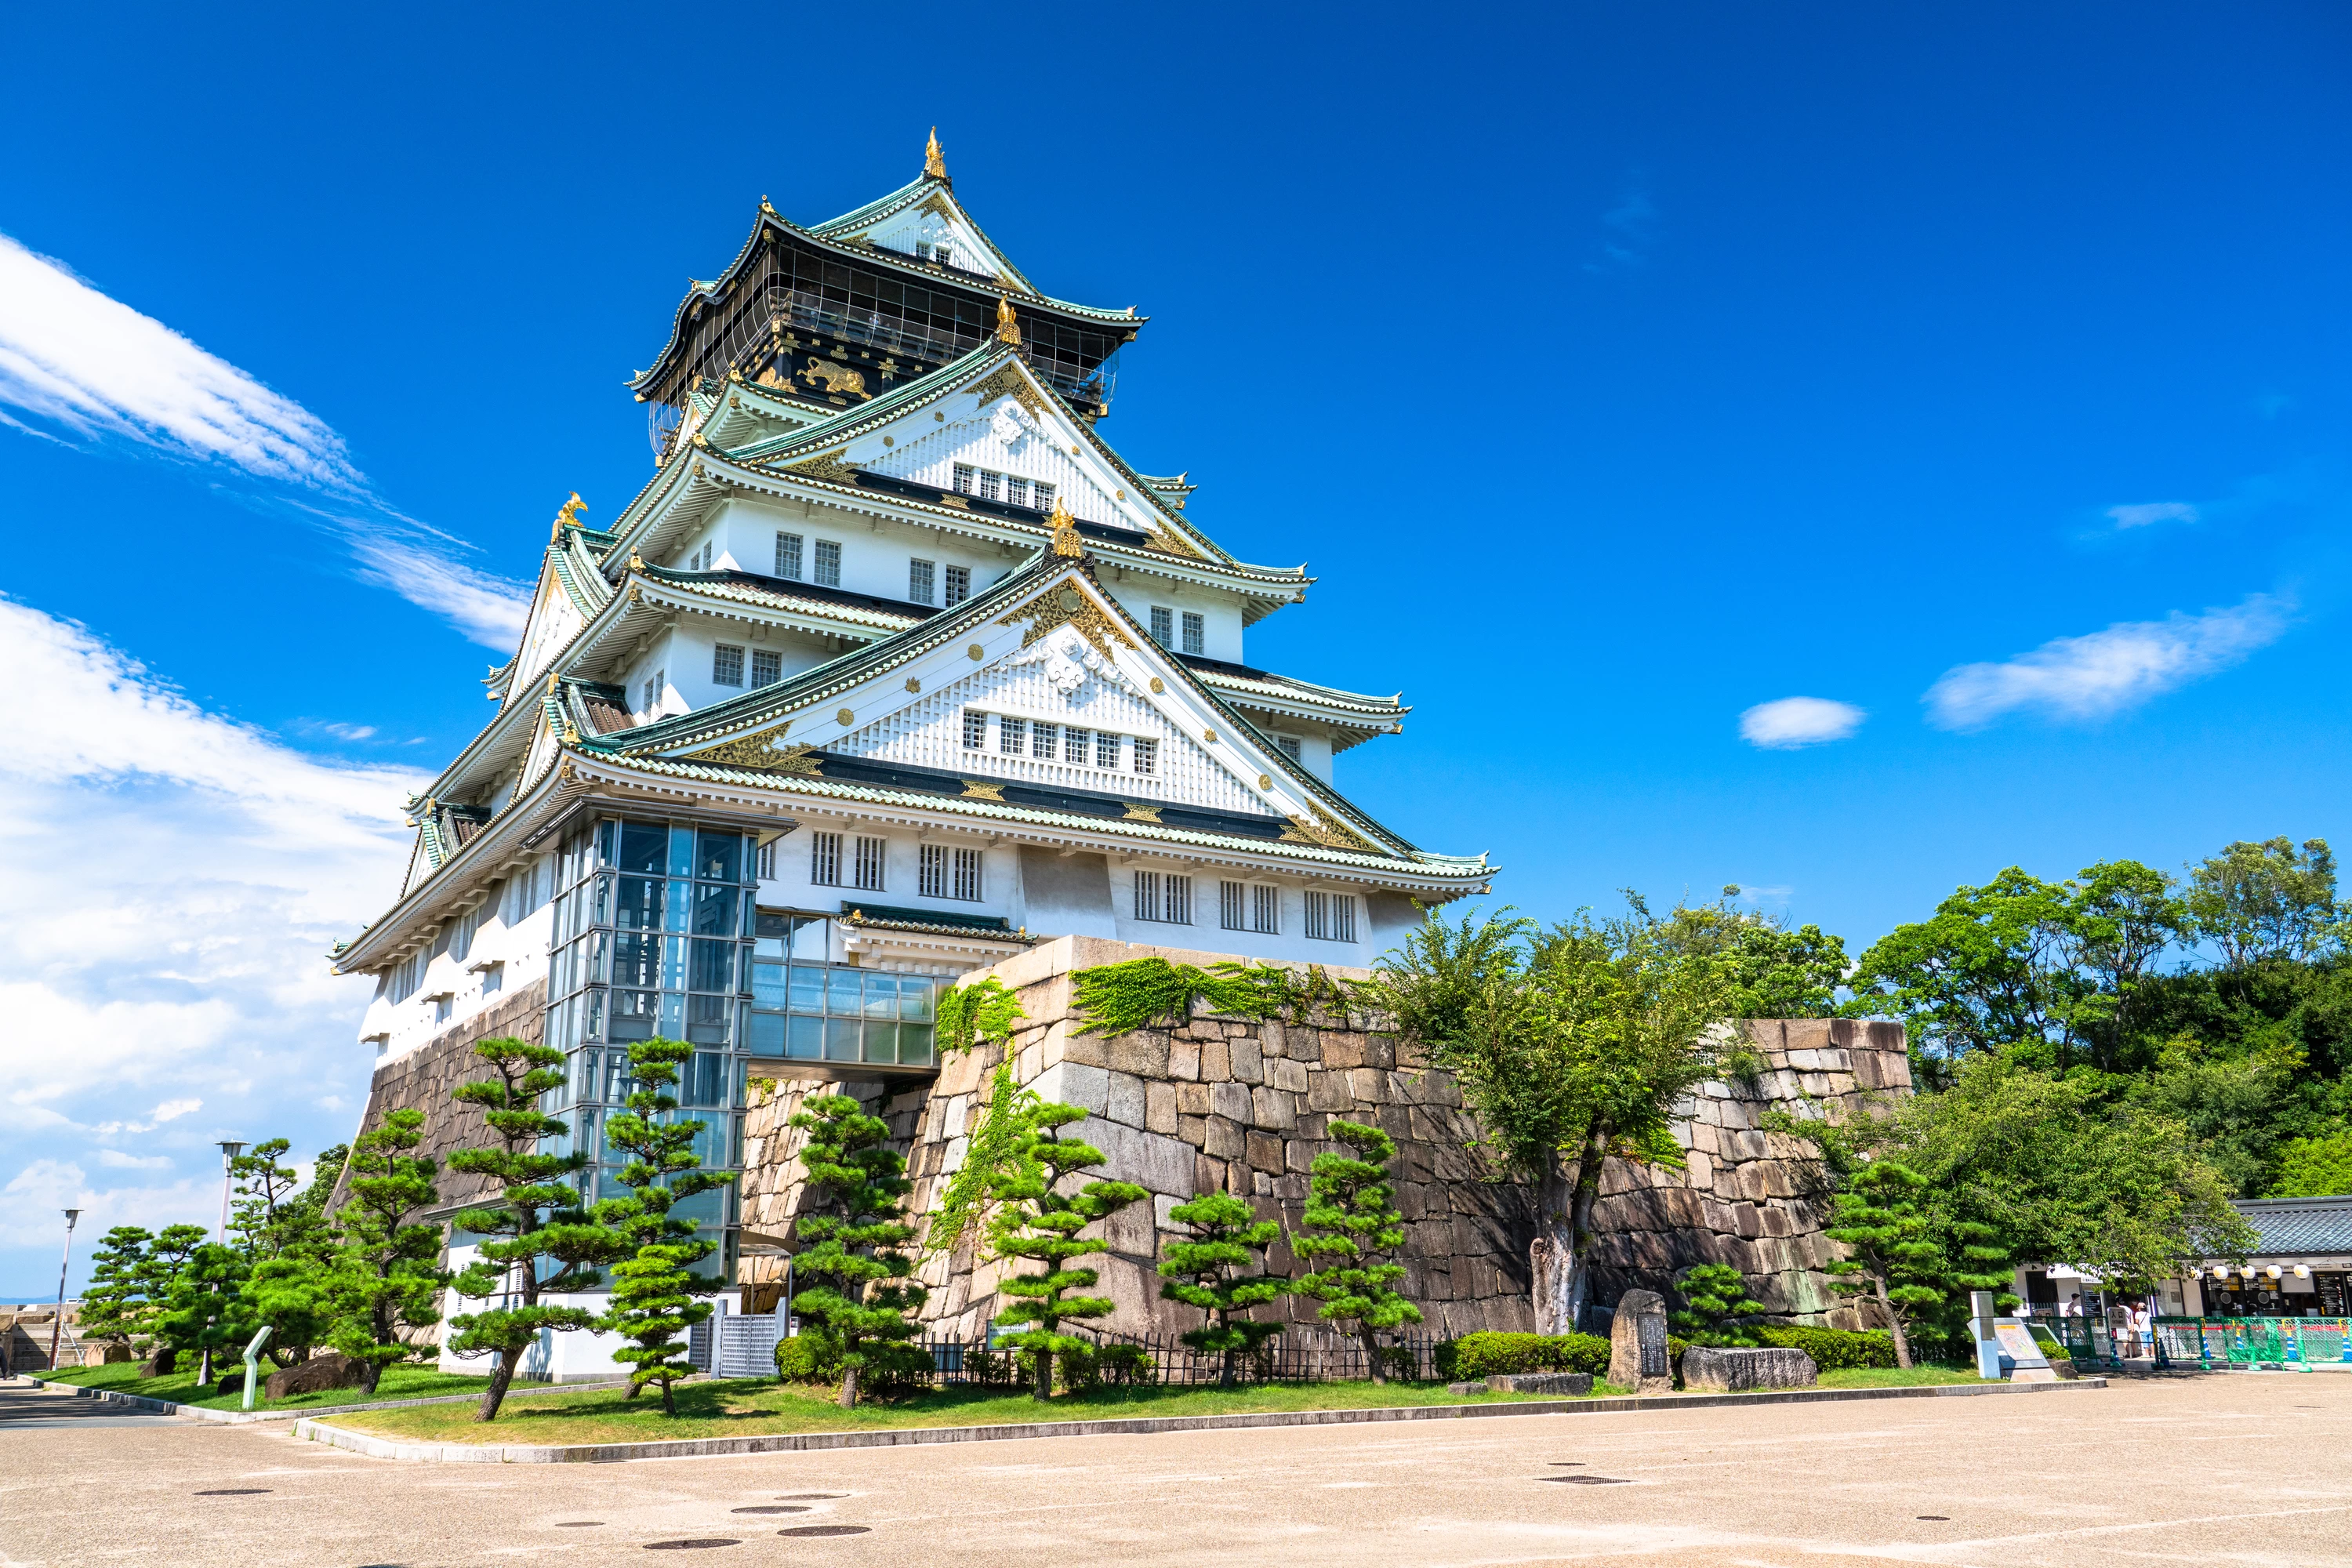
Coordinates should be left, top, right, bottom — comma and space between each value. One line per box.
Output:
1049, 496, 1086, 558
924, 127, 947, 180
627, 547, 644, 570
549, 491, 585, 541
994, 295, 1022, 346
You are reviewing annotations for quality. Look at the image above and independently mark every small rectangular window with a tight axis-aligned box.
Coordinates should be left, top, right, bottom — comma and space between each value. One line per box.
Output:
963, 710, 988, 750
1133, 738, 1158, 775
1005, 477, 1029, 508
1134, 872, 1192, 924
1181, 612, 1204, 656
1276, 735, 1301, 763
1033, 721, 1059, 759
813, 540, 841, 587
752, 649, 782, 687
918, 843, 946, 898
1135, 871, 1159, 921
1305, 891, 1356, 942
810, 831, 843, 887
953, 463, 975, 494
1097, 731, 1121, 768
1305, 891, 1327, 941
1149, 607, 1174, 647
757, 840, 776, 880
1253, 884, 1280, 934
641, 670, 665, 717
1220, 880, 1246, 931
979, 470, 1002, 503
851, 836, 886, 891
1000, 717, 1027, 756
953, 848, 982, 901
712, 644, 744, 687
1033, 481, 1055, 512
1064, 727, 1090, 764
775, 532, 804, 579
944, 564, 971, 607
909, 559, 935, 604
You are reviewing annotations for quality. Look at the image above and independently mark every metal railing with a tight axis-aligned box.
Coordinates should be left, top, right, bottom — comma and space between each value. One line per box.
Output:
2034, 1316, 2352, 1372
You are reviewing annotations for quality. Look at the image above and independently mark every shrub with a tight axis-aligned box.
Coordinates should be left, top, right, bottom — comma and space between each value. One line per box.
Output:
775, 1334, 840, 1385
1446, 1331, 1613, 1380
1752, 1325, 1897, 1370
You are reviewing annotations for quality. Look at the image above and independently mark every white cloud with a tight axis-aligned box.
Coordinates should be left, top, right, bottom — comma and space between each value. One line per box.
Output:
96, 1150, 173, 1171
1925, 593, 2290, 729
0, 597, 423, 1280
0, 230, 531, 648
1739, 697, 1866, 750
2107, 501, 2200, 529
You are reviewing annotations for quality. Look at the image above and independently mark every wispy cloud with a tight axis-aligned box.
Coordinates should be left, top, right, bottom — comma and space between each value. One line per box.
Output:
2106, 500, 2199, 530
0, 230, 528, 649
1924, 593, 2291, 729
1585, 179, 1657, 273
1740, 697, 1866, 750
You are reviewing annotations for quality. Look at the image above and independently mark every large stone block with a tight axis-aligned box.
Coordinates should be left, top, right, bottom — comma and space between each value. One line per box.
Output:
1107, 1070, 1146, 1129
1679, 1345, 1817, 1392
1210, 1080, 1254, 1122
1229, 1037, 1264, 1083
1144, 1080, 1179, 1134
1251, 1086, 1298, 1131
1204, 1116, 1245, 1159
1267, 1057, 1308, 1094
264, 1352, 368, 1401
1199, 1039, 1232, 1081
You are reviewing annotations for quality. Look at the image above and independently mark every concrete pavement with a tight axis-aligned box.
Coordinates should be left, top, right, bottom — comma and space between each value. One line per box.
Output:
2, 1370, 2347, 1566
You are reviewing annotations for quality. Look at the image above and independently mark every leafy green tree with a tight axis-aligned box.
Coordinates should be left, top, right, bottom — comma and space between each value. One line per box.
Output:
2187, 837, 2343, 971
985, 1102, 1148, 1399
229, 1139, 328, 1263
1670, 1262, 1766, 1346
1821, 1162, 1947, 1369
594, 1038, 735, 1415
1660, 889, 1849, 1018
2267, 1128, 2352, 1198
79, 1228, 154, 1351
1374, 903, 1738, 1332
1293, 1119, 1421, 1382
134, 1224, 211, 1370
154, 1244, 256, 1385
326, 1109, 445, 1395
788, 1092, 928, 1409
1157, 1191, 1287, 1388
445, 1037, 633, 1422
240, 1254, 336, 1369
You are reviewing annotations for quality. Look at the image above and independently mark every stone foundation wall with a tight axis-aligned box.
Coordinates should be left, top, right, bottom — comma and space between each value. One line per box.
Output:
331, 978, 547, 1211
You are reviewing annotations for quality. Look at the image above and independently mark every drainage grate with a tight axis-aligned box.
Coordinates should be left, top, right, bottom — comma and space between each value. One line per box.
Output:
776, 1494, 847, 1501
1917, 1515, 1951, 1522
1541, 1475, 1631, 1485
556, 1523, 604, 1528
779, 1526, 870, 1537
644, 1541, 739, 1551
194, 1490, 272, 1497
1548, 1462, 1585, 1467
731, 1507, 808, 1515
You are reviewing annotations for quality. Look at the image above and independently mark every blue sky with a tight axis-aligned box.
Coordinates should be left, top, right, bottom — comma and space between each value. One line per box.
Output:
2, 2, 2345, 1292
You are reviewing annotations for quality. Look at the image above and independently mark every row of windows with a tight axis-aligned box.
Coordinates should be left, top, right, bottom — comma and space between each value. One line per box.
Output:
953, 465, 1055, 511
909, 558, 971, 608
963, 710, 1156, 774
774, 532, 843, 587
1138, 876, 1359, 942
1149, 607, 1207, 656
710, 644, 786, 689
798, 831, 985, 902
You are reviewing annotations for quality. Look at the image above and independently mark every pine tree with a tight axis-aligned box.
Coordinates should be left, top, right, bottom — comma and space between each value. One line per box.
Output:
1823, 1160, 1953, 1370
593, 1039, 735, 1416
446, 1036, 633, 1421
154, 1245, 257, 1386
1671, 1262, 1767, 1346
986, 1102, 1149, 1399
229, 1140, 318, 1260
132, 1224, 210, 1371
326, 1108, 445, 1395
80, 1228, 154, 1353
1157, 1192, 1287, 1388
1294, 1119, 1422, 1384
789, 1093, 929, 1409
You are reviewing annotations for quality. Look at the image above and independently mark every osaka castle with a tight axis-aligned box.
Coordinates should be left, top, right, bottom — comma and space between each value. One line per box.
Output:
333, 133, 1491, 1204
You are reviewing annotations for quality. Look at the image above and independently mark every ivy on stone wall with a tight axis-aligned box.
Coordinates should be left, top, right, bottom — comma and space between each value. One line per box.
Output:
936, 977, 1025, 1056
1069, 956, 1341, 1037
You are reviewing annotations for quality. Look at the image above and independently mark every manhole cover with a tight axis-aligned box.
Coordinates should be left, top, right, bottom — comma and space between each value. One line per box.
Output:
776, 1494, 846, 1500
1917, 1515, 1951, 1522
556, 1522, 604, 1528
731, 1506, 809, 1515
644, 1541, 739, 1551
194, 1490, 272, 1496
1541, 1475, 1631, 1485
779, 1526, 869, 1537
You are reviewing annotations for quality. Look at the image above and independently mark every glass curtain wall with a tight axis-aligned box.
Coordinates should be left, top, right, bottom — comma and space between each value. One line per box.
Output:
747, 913, 937, 1067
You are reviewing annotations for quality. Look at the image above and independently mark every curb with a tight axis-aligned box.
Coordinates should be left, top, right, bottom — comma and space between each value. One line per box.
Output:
295, 1376, 2108, 1464
22, 1375, 627, 1425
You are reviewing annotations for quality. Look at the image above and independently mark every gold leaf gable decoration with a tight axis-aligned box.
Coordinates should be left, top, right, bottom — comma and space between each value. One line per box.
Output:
1146, 522, 1203, 559
1280, 802, 1380, 855
681, 726, 822, 776
998, 579, 1138, 661
782, 448, 859, 483
967, 363, 1047, 420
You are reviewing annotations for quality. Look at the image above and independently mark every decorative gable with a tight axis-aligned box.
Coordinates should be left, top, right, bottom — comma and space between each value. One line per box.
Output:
853, 192, 1012, 287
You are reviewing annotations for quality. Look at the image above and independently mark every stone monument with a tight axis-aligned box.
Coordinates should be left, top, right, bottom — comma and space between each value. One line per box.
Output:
1679, 1344, 1817, 1392
1608, 1288, 1674, 1394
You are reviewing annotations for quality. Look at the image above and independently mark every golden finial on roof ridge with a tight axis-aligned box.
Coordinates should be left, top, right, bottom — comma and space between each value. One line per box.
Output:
760, 194, 777, 216
1049, 496, 1086, 558
994, 295, 1021, 347
550, 490, 585, 541
924, 127, 947, 180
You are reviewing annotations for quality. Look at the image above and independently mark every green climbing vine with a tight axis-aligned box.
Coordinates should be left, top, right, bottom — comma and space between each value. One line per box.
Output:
936, 976, 1026, 1057
924, 1062, 1042, 1258
1069, 956, 1360, 1036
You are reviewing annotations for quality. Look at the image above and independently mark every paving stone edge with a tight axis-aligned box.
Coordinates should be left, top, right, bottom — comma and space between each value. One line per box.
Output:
20, 1374, 626, 1424
292, 1377, 2108, 1464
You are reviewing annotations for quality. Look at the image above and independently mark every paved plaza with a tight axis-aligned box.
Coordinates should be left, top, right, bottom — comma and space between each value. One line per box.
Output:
2, 1374, 2347, 1566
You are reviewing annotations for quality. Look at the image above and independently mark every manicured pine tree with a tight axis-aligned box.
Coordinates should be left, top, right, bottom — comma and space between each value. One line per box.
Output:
1821, 1160, 1946, 1370
594, 1038, 735, 1416
1671, 1262, 1767, 1346
154, 1244, 257, 1387
789, 1092, 929, 1409
1294, 1119, 1422, 1384
132, 1225, 209, 1372
1157, 1192, 1287, 1388
226, 1137, 340, 1370
985, 1102, 1149, 1399
79, 1228, 154, 1355
228, 1140, 310, 1258
447, 1036, 633, 1421
326, 1108, 446, 1395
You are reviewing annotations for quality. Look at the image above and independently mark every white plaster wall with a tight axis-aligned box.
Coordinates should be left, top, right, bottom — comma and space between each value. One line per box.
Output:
693, 497, 1019, 611
1102, 857, 1376, 966
757, 822, 1017, 943
358, 853, 557, 1065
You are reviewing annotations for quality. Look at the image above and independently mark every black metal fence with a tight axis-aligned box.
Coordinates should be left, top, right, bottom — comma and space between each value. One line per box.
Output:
911, 1326, 1447, 1388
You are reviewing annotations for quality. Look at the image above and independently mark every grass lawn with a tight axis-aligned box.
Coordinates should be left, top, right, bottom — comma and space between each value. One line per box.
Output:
1817, 1364, 1984, 1388
336, 1377, 1577, 1445
39, 1360, 557, 1412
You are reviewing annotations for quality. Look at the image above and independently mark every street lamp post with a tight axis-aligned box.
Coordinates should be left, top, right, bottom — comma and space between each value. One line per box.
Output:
200, 1142, 245, 1387
49, 1210, 81, 1370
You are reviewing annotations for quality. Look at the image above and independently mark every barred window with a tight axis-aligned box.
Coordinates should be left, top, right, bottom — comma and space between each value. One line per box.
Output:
1181, 612, 1205, 656
1033, 481, 1055, 512
641, 670, 665, 717
852, 836, 886, 891
1033, 721, 1059, 759
1220, 880, 1246, 931
979, 470, 1002, 503
813, 539, 841, 587
1304, 891, 1358, 942
1276, 735, 1301, 763
919, 844, 983, 900
1133, 738, 1158, 775
752, 649, 782, 687
1064, 726, 1091, 764
1097, 731, 1121, 768
712, 644, 744, 687
909, 558, 936, 604
1149, 606, 1174, 647
953, 463, 975, 494
810, 831, 843, 886
1135, 871, 1192, 924
945, 564, 971, 607
919, 842, 947, 898
1000, 716, 1028, 755
953, 847, 982, 901
1005, 477, 1029, 508
775, 532, 803, 579
1253, 884, 1280, 934
962, 710, 988, 750
756, 840, 776, 879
